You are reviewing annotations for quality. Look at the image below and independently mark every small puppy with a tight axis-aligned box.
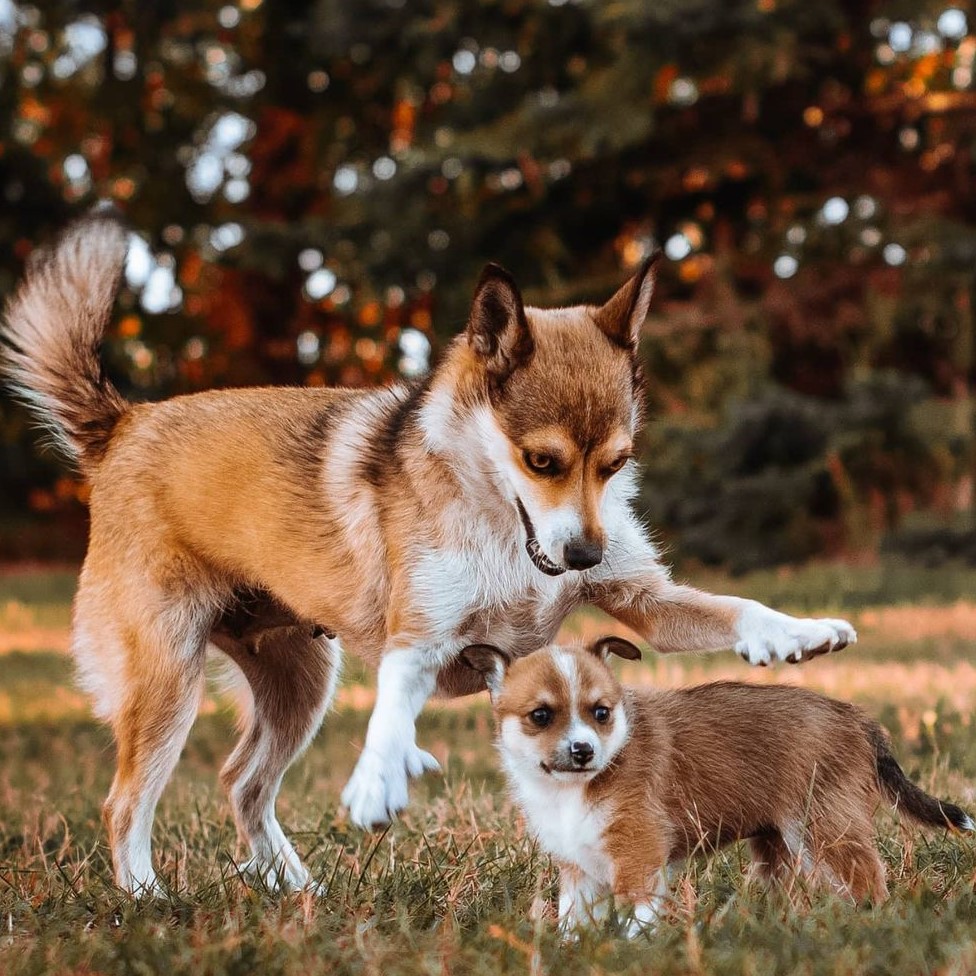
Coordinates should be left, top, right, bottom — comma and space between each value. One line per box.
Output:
463, 639, 974, 935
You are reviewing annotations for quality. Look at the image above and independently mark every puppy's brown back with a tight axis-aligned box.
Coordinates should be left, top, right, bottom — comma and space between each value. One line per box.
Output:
595, 682, 880, 860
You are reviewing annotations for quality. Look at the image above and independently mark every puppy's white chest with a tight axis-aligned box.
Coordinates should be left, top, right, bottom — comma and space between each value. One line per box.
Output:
515, 779, 609, 881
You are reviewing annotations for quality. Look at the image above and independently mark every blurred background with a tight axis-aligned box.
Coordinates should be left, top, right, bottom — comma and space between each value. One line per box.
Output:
1, 0, 975, 571
2, 9, 976, 957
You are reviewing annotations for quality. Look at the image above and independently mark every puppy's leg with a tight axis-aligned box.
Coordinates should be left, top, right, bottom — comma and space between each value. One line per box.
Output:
213, 625, 341, 892
557, 864, 610, 937
786, 814, 887, 904
588, 519, 856, 665
340, 646, 444, 829
605, 816, 669, 937
749, 830, 799, 890
620, 871, 667, 938
100, 626, 208, 896
814, 827, 888, 904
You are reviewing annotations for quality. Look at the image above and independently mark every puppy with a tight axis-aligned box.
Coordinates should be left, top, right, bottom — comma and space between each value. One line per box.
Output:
1, 215, 856, 895
463, 639, 974, 935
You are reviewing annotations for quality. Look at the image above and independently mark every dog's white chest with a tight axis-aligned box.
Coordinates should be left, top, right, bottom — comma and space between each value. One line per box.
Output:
514, 778, 609, 881
410, 539, 576, 647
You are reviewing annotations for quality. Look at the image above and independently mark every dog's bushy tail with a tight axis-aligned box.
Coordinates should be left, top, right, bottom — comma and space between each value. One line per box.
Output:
0, 213, 130, 475
872, 726, 974, 832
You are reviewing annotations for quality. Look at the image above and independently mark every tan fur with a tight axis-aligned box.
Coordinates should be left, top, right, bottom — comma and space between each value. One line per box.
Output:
482, 643, 973, 930
1, 218, 857, 894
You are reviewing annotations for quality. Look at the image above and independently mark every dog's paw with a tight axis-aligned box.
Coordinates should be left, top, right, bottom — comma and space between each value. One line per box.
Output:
126, 874, 165, 900
735, 603, 856, 666
238, 855, 311, 894
341, 743, 441, 829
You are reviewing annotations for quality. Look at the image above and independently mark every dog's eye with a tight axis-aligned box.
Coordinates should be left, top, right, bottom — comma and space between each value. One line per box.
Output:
603, 455, 630, 477
524, 451, 557, 475
529, 706, 553, 728
593, 705, 611, 724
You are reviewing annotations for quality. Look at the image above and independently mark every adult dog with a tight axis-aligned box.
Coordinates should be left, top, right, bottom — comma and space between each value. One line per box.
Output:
0, 215, 855, 895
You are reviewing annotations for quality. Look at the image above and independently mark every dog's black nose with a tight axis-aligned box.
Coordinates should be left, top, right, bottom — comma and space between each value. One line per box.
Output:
564, 539, 603, 570
570, 741, 595, 766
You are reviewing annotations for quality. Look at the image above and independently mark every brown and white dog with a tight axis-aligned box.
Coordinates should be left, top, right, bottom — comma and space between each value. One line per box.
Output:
463, 639, 974, 936
1, 215, 856, 896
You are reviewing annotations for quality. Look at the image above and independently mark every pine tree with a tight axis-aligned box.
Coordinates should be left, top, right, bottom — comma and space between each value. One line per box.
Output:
1, 0, 974, 564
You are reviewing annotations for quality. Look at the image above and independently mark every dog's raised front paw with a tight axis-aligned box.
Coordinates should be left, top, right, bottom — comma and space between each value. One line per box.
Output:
340, 743, 441, 829
735, 603, 856, 666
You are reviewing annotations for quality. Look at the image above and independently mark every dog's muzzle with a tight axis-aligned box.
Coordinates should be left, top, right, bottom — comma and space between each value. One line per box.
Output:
515, 498, 566, 577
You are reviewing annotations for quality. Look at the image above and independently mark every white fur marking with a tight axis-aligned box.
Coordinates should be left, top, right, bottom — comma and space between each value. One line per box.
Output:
341, 648, 443, 827
734, 600, 857, 666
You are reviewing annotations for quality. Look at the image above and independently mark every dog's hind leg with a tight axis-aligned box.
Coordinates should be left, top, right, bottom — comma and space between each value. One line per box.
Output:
212, 616, 340, 892
89, 609, 210, 896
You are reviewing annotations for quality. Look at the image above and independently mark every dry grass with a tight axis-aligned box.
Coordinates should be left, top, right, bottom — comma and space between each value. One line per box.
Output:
0, 562, 975, 975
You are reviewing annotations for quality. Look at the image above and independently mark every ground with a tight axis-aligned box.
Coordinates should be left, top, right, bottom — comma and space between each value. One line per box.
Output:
1, 562, 975, 976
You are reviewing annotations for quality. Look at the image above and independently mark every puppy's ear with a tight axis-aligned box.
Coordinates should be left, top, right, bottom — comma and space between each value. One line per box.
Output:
460, 643, 512, 698
589, 636, 642, 662
467, 264, 534, 390
593, 251, 661, 351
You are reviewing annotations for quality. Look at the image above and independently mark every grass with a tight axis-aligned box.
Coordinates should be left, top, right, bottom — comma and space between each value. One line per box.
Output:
1, 562, 975, 975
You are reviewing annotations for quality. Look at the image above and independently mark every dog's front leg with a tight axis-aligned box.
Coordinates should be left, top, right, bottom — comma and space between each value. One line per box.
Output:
589, 519, 856, 665
340, 646, 445, 829
599, 579, 856, 665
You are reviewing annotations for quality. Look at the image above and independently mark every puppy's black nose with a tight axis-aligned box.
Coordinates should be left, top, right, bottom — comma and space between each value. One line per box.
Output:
564, 539, 603, 571
570, 741, 594, 766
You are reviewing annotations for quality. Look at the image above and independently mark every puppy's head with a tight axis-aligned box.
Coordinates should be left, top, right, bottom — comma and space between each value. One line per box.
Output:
465, 257, 660, 576
462, 637, 641, 783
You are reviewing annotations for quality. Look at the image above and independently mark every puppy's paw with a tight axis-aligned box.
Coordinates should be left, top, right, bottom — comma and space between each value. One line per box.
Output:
623, 902, 662, 939
340, 743, 441, 829
735, 603, 856, 666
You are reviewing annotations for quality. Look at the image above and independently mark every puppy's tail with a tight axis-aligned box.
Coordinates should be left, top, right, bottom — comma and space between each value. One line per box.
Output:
872, 726, 974, 833
0, 213, 130, 475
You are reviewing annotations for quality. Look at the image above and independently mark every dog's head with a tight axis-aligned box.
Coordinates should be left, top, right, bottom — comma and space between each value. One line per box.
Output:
464, 257, 659, 575
462, 637, 640, 783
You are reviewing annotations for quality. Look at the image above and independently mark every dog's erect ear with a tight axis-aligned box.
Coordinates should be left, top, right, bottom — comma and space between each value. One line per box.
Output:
589, 636, 643, 662
467, 264, 534, 389
460, 643, 513, 698
593, 251, 661, 351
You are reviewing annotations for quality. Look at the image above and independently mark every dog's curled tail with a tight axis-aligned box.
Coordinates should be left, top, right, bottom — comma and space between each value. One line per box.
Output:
872, 726, 974, 833
0, 213, 130, 474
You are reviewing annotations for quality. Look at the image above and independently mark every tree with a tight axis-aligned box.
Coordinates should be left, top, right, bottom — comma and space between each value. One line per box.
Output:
1, 0, 974, 564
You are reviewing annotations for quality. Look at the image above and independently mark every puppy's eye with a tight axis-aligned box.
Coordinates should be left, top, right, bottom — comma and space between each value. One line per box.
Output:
529, 706, 553, 728
524, 451, 557, 475
593, 705, 611, 724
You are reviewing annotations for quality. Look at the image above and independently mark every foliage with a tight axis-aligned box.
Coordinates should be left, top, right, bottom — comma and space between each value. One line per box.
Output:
0, 0, 975, 564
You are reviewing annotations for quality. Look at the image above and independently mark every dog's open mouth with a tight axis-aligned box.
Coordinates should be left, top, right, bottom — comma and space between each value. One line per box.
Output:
515, 498, 566, 577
